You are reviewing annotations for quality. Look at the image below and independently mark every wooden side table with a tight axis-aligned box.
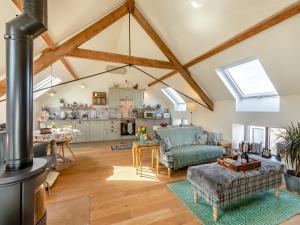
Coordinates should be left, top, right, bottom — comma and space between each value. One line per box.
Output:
132, 141, 160, 177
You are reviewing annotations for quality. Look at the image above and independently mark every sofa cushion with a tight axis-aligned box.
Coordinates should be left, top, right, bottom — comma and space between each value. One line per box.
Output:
156, 126, 203, 147
196, 134, 207, 145
164, 144, 224, 169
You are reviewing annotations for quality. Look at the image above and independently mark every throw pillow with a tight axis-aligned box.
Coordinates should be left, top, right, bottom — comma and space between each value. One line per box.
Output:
207, 136, 217, 146
196, 134, 207, 145
162, 137, 172, 150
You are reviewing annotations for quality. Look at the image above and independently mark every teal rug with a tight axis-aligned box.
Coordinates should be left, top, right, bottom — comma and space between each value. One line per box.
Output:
168, 180, 300, 225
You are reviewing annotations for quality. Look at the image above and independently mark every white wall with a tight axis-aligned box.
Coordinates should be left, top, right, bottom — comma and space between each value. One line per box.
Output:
190, 95, 300, 142
37, 72, 168, 109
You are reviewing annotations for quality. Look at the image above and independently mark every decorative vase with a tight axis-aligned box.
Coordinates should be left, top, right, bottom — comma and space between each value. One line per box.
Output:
140, 134, 146, 144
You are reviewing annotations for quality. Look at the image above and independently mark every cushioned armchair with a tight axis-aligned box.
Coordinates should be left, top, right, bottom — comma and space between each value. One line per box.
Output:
155, 126, 225, 177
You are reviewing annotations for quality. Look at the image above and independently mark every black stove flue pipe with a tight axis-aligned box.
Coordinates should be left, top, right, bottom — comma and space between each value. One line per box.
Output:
5, 0, 47, 171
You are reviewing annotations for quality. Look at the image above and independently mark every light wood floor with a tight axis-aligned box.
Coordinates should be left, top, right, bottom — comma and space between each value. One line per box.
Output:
46, 142, 300, 225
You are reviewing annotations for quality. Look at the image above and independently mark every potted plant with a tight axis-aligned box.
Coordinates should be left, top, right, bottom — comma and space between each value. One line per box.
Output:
278, 122, 300, 194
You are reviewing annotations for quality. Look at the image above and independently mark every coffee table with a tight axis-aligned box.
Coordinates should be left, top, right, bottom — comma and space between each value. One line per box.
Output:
187, 155, 284, 221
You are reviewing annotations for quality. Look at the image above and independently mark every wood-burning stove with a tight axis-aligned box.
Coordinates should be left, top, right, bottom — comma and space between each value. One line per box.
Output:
0, 1, 48, 224
0, 159, 47, 225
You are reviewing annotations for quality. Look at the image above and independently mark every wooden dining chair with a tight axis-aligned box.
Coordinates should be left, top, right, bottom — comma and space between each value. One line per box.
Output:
57, 137, 76, 159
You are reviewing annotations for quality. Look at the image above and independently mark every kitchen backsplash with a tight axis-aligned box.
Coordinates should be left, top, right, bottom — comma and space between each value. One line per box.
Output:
43, 105, 170, 120
44, 106, 122, 120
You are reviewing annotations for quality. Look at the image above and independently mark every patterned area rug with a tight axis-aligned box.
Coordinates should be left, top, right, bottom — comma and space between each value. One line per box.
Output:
111, 143, 132, 151
168, 180, 300, 225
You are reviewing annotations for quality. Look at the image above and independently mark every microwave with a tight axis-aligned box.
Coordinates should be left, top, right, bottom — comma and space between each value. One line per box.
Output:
144, 111, 155, 118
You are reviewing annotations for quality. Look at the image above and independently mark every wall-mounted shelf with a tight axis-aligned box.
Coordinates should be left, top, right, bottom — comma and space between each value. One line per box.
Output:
92, 92, 106, 105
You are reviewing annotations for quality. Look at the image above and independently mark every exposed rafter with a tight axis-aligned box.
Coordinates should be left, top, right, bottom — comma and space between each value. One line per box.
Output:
60, 58, 79, 80
0, 80, 5, 97
12, 0, 79, 80
148, 70, 177, 86
12, 0, 23, 10
33, 3, 128, 75
0, 1, 128, 97
132, 6, 214, 110
67, 48, 175, 70
148, 1, 300, 87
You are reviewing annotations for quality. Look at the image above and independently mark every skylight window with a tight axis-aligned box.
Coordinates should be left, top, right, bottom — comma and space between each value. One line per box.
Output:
216, 58, 280, 112
224, 58, 277, 98
33, 76, 62, 100
161, 87, 186, 111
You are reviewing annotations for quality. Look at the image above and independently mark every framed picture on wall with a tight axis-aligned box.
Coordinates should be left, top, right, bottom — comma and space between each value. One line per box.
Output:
262, 148, 271, 158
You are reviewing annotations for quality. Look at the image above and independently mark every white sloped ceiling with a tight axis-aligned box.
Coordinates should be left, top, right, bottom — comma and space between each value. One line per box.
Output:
0, 0, 299, 103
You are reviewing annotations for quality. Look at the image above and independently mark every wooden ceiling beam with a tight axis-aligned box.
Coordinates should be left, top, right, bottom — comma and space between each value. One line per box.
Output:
60, 57, 79, 80
148, 70, 177, 86
67, 48, 175, 70
33, 3, 129, 75
132, 7, 214, 110
11, 0, 79, 82
0, 1, 129, 96
148, 1, 300, 87
0, 80, 6, 97
41, 33, 79, 80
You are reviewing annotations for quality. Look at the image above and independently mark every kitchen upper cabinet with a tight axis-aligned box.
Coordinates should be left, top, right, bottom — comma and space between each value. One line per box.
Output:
89, 120, 104, 141
108, 88, 120, 108
121, 89, 135, 100
108, 88, 143, 109
134, 90, 144, 108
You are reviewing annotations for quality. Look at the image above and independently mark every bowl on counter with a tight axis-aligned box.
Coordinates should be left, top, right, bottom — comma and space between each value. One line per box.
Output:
160, 122, 168, 127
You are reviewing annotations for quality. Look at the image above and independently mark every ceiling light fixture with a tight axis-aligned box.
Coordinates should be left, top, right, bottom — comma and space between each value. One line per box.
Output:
80, 83, 86, 89
47, 89, 56, 97
47, 64, 56, 97
190, 0, 203, 8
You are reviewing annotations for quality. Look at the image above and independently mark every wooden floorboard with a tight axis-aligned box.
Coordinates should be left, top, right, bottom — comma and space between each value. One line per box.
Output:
46, 142, 300, 225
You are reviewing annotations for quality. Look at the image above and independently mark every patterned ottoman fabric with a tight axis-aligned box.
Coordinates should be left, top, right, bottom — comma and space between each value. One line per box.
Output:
187, 155, 285, 208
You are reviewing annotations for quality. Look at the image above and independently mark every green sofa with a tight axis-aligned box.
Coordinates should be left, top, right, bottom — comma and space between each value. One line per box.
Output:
155, 126, 225, 176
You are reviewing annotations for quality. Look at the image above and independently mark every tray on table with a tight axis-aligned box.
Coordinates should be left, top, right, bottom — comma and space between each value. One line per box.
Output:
217, 156, 261, 172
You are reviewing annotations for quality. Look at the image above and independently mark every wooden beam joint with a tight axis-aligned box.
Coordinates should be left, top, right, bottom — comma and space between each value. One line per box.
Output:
128, 0, 135, 13
132, 6, 214, 110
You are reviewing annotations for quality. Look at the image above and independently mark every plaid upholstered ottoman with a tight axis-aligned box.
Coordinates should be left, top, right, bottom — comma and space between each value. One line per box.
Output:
187, 155, 284, 221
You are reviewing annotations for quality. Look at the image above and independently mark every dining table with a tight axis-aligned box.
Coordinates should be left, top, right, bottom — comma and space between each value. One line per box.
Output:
33, 128, 81, 165
33, 128, 81, 142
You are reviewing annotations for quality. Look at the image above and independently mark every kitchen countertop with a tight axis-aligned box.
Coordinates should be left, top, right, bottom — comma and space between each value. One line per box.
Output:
135, 118, 170, 120
50, 118, 121, 122
50, 117, 170, 122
